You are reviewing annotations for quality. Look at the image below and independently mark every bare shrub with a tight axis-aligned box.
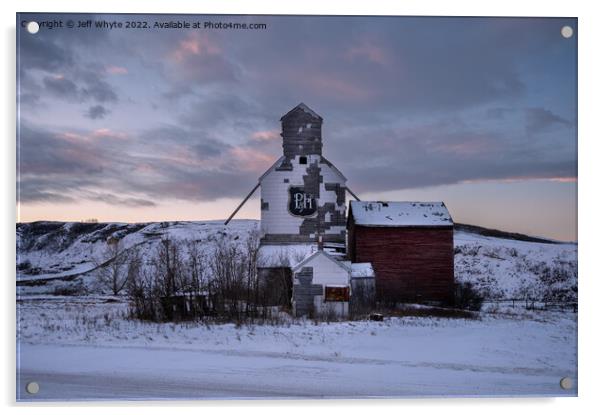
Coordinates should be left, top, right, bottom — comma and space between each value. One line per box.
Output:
52, 280, 88, 296
349, 278, 375, 318
127, 231, 265, 324
454, 281, 484, 311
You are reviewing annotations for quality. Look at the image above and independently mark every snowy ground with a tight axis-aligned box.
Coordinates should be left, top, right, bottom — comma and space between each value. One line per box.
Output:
16, 221, 578, 400
16, 297, 577, 401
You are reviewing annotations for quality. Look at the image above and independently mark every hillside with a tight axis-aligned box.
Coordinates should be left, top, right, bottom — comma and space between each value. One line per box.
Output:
16, 220, 577, 301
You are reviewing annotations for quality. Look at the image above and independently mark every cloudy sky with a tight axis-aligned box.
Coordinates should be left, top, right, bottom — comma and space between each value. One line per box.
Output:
17, 14, 577, 240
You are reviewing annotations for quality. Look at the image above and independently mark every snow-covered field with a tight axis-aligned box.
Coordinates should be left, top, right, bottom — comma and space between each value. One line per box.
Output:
17, 297, 577, 400
16, 220, 578, 400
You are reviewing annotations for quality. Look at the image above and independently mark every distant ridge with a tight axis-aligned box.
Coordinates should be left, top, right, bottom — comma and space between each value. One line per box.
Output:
454, 223, 567, 244
16, 219, 568, 244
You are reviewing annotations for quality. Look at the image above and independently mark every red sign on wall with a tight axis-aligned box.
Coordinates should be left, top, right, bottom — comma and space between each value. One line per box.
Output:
325, 286, 349, 302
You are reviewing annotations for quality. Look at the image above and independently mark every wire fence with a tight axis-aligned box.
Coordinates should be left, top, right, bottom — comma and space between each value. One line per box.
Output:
481, 298, 577, 312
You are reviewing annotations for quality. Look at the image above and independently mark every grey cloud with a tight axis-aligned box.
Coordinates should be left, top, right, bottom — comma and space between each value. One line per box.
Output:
86, 193, 157, 207
329, 115, 576, 194
18, 31, 74, 72
42, 76, 79, 100
18, 19, 118, 108
40, 71, 118, 105
144, 125, 231, 159
525, 108, 572, 134
18, 123, 105, 176
486, 107, 515, 120
77, 68, 118, 103
344, 157, 576, 194
85, 105, 110, 120
178, 94, 263, 129
18, 92, 41, 106
18, 189, 76, 204
18, 175, 97, 205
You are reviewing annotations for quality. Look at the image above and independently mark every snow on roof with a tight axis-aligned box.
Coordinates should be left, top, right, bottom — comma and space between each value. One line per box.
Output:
350, 263, 375, 278
291, 249, 351, 273
350, 201, 453, 227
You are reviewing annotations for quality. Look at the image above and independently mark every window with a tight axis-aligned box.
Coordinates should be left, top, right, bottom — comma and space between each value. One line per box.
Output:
324, 286, 349, 302
299, 156, 307, 164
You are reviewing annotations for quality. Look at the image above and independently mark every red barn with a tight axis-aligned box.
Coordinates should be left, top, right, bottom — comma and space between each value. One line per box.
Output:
347, 201, 454, 305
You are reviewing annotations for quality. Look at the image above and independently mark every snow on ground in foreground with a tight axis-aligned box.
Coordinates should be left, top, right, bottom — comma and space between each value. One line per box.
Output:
17, 297, 577, 400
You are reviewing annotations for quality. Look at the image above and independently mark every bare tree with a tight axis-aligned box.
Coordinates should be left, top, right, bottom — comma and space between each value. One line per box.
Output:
126, 246, 157, 320
210, 236, 248, 320
126, 231, 278, 323
94, 238, 130, 295
183, 239, 211, 317
243, 229, 261, 315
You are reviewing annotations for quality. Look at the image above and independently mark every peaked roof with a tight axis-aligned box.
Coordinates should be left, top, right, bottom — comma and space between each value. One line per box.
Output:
258, 155, 346, 183
280, 103, 323, 121
292, 249, 351, 273
258, 156, 285, 182
349, 201, 453, 227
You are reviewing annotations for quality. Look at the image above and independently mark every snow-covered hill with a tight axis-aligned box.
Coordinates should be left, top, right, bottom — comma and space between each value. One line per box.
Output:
16, 220, 577, 301
16, 220, 258, 296
454, 230, 576, 302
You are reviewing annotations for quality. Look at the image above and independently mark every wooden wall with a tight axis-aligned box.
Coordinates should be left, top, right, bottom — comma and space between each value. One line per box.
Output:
348, 223, 454, 304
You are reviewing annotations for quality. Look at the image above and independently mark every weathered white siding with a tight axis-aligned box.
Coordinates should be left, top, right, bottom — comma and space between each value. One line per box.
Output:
260, 154, 346, 238
313, 297, 349, 317
299, 252, 349, 287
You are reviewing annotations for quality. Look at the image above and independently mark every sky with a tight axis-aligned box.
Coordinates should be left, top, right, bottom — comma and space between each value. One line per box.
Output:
16, 14, 577, 241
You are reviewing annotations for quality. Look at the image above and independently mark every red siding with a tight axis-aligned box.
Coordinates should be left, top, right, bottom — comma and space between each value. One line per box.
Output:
348, 222, 454, 304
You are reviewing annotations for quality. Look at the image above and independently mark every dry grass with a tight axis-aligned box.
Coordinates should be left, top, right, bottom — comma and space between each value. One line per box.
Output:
381, 304, 479, 320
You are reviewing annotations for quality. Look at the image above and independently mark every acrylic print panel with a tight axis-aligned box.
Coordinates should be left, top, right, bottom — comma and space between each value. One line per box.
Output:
16, 13, 578, 401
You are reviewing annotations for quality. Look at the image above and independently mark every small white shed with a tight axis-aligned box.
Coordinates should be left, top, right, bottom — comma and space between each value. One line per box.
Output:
291, 250, 351, 318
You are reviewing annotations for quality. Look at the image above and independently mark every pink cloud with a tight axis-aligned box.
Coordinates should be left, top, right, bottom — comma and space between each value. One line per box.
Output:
303, 74, 375, 100
91, 128, 128, 140
57, 132, 86, 142
172, 34, 222, 62
433, 139, 492, 157
228, 147, 274, 172
460, 176, 578, 185
106, 65, 128, 75
251, 130, 280, 142
547, 177, 578, 183
134, 163, 157, 174
58, 129, 128, 142
345, 40, 389, 65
